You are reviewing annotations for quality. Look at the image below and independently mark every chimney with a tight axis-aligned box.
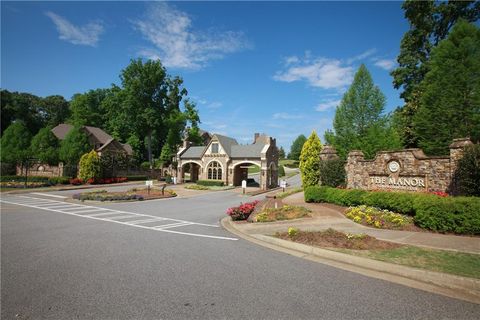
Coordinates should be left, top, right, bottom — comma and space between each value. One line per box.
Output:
183, 140, 191, 149
254, 133, 260, 143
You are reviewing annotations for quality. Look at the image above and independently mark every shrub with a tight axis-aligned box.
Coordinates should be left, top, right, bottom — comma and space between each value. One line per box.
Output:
69, 178, 83, 185
450, 144, 480, 196
0, 175, 50, 183
140, 162, 151, 170
278, 165, 285, 177
48, 177, 71, 185
78, 150, 101, 182
197, 180, 224, 187
126, 175, 148, 181
319, 159, 346, 187
226, 201, 259, 221
73, 192, 144, 202
288, 227, 298, 237
299, 131, 322, 187
305, 186, 480, 234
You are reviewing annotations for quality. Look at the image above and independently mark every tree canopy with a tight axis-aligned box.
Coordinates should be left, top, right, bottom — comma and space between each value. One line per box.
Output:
413, 20, 480, 155
59, 126, 91, 166
30, 127, 60, 165
391, 0, 480, 147
288, 134, 307, 160
0, 121, 32, 165
325, 64, 401, 159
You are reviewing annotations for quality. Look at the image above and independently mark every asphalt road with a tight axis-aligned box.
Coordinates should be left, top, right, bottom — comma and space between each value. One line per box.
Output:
1, 186, 479, 319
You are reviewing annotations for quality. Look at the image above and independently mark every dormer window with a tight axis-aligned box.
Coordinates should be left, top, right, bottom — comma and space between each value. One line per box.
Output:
212, 143, 219, 153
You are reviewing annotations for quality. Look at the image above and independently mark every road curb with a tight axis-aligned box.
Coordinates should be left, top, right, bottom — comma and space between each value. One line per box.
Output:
221, 217, 480, 304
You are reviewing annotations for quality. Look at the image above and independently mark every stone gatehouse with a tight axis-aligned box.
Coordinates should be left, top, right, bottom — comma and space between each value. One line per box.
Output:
344, 138, 473, 192
176, 133, 279, 190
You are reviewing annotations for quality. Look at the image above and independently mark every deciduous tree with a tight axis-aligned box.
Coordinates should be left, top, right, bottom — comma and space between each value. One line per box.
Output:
325, 64, 401, 159
59, 126, 91, 166
288, 134, 307, 160
30, 127, 60, 165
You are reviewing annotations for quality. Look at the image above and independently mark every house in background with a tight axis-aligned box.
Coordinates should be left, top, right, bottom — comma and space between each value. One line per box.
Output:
52, 124, 133, 156
177, 132, 279, 190
17, 124, 133, 177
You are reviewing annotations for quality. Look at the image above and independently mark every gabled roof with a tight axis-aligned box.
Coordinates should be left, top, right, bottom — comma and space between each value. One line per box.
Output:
51, 123, 132, 155
213, 134, 238, 156
231, 143, 266, 158
181, 146, 205, 159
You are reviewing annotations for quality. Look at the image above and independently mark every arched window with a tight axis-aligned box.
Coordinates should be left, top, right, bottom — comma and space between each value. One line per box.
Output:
207, 161, 222, 180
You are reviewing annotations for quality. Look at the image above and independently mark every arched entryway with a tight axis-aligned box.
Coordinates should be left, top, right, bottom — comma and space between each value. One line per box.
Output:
181, 161, 201, 182
232, 162, 261, 186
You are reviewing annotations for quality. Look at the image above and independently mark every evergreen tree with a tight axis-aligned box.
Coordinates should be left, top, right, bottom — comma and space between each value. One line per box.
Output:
288, 134, 307, 160
78, 150, 101, 182
59, 127, 91, 166
30, 127, 60, 165
278, 146, 286, 159
414, 20, 480, 155
391, 1, 480, 147
299, 131, 322, 188
325, 64, 401, 159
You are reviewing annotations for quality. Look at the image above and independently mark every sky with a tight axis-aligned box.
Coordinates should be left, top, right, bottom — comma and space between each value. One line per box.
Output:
1, 1, 408, 150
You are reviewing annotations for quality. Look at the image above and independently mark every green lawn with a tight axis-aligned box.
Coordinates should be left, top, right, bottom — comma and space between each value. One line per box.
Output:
279, 159, 299, 168
247, 165, 260, 174
335, 246, 480, 279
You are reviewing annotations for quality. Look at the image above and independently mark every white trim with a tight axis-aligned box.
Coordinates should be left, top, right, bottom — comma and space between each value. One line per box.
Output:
231, 161, 261, 169
181, 160, 203, 168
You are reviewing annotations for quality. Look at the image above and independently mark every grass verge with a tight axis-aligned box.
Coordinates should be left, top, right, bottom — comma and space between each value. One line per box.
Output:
277, 228, 480, 279
256, 205, 310, 222
184, 184, 235, 191
276, 187, 303, 199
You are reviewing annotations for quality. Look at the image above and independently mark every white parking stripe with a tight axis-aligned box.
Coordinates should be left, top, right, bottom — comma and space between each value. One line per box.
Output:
1, 196, 237, 241
108, 215, 139, 220
154, 222, 193, 230
30, 192, 68, 199
67, 208, 106, 214
126, 218, 166, 225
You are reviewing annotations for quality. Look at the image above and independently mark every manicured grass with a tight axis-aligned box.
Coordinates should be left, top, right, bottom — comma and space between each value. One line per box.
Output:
184, 184, 235, 191
285, 171, 299, 178
336, 246, 480, 279
276, 187, 303, 199
279, 159, 299, 168
247, 165, 260, 174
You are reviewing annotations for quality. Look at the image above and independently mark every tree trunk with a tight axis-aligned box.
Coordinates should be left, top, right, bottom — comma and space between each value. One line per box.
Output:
147, 131, 153, 170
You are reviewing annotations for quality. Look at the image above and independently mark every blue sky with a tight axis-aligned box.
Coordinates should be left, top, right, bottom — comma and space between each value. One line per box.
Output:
1, 1, 408, 150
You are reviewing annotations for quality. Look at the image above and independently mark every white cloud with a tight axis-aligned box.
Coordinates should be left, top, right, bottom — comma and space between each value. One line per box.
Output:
273, 55, 354, 90
45, 11, 104, 46
347, 48, 376, 64
132, 2, 250, 70
374, 58, 396, 71
273, 112, 303, 120
207, 102, 223, 109
315, 99, 341, 112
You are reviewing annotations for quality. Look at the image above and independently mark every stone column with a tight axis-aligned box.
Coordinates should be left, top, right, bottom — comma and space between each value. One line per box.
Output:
320, 145, 339, 161
346, 150, 365, 189
177, 166, 183, 184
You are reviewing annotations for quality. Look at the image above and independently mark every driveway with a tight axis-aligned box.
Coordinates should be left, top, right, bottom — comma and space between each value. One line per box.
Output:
1, 188, 479, 319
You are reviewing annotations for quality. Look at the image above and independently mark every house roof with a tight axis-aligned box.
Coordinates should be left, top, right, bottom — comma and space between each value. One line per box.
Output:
51, 123, 132, 155
181, 146, 205, 158
231, 143, 266, 158
214, 134, 238, 156
179, 133, 270, 160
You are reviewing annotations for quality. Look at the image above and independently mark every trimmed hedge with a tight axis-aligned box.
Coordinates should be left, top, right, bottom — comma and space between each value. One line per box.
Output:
304, 186, 480, 234
0, 175, 70, 185
197, 180, 224, 187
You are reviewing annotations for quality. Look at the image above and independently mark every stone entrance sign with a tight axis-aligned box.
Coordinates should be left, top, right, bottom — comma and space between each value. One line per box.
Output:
343, 138, 473, 193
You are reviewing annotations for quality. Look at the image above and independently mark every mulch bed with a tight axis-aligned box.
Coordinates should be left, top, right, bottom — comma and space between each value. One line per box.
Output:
276, 228, 402, 250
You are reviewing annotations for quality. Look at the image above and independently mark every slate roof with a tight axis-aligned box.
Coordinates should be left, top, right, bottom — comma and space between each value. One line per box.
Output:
231, 143, 266, 158
214, 134, 238, 155
51, 123, 132, 155
179, 133, 269, 159
181, 146, 206, 158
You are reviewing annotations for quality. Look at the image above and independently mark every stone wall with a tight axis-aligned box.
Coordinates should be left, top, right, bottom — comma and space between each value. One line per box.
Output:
17, 162, 64, 177
344, 138, 473, 192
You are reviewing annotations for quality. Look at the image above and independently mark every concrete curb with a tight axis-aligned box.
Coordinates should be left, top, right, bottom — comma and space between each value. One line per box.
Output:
221, 217, 480, 304
3, 181, 155, 194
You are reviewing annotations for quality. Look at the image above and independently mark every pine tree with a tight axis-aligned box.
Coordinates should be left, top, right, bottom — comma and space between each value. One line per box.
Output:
414, 20, 480, 155
299, 131, 322, 188
325, 64, 401, 159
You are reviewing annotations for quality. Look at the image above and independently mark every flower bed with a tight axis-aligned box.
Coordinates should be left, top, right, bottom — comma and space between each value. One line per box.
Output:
0, 181, 50, 188
255, 205, 311, 222
73, 187, 176, 202
226, 200, 260, 221
69, 177, 128, 185
345, 205, 413, 230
